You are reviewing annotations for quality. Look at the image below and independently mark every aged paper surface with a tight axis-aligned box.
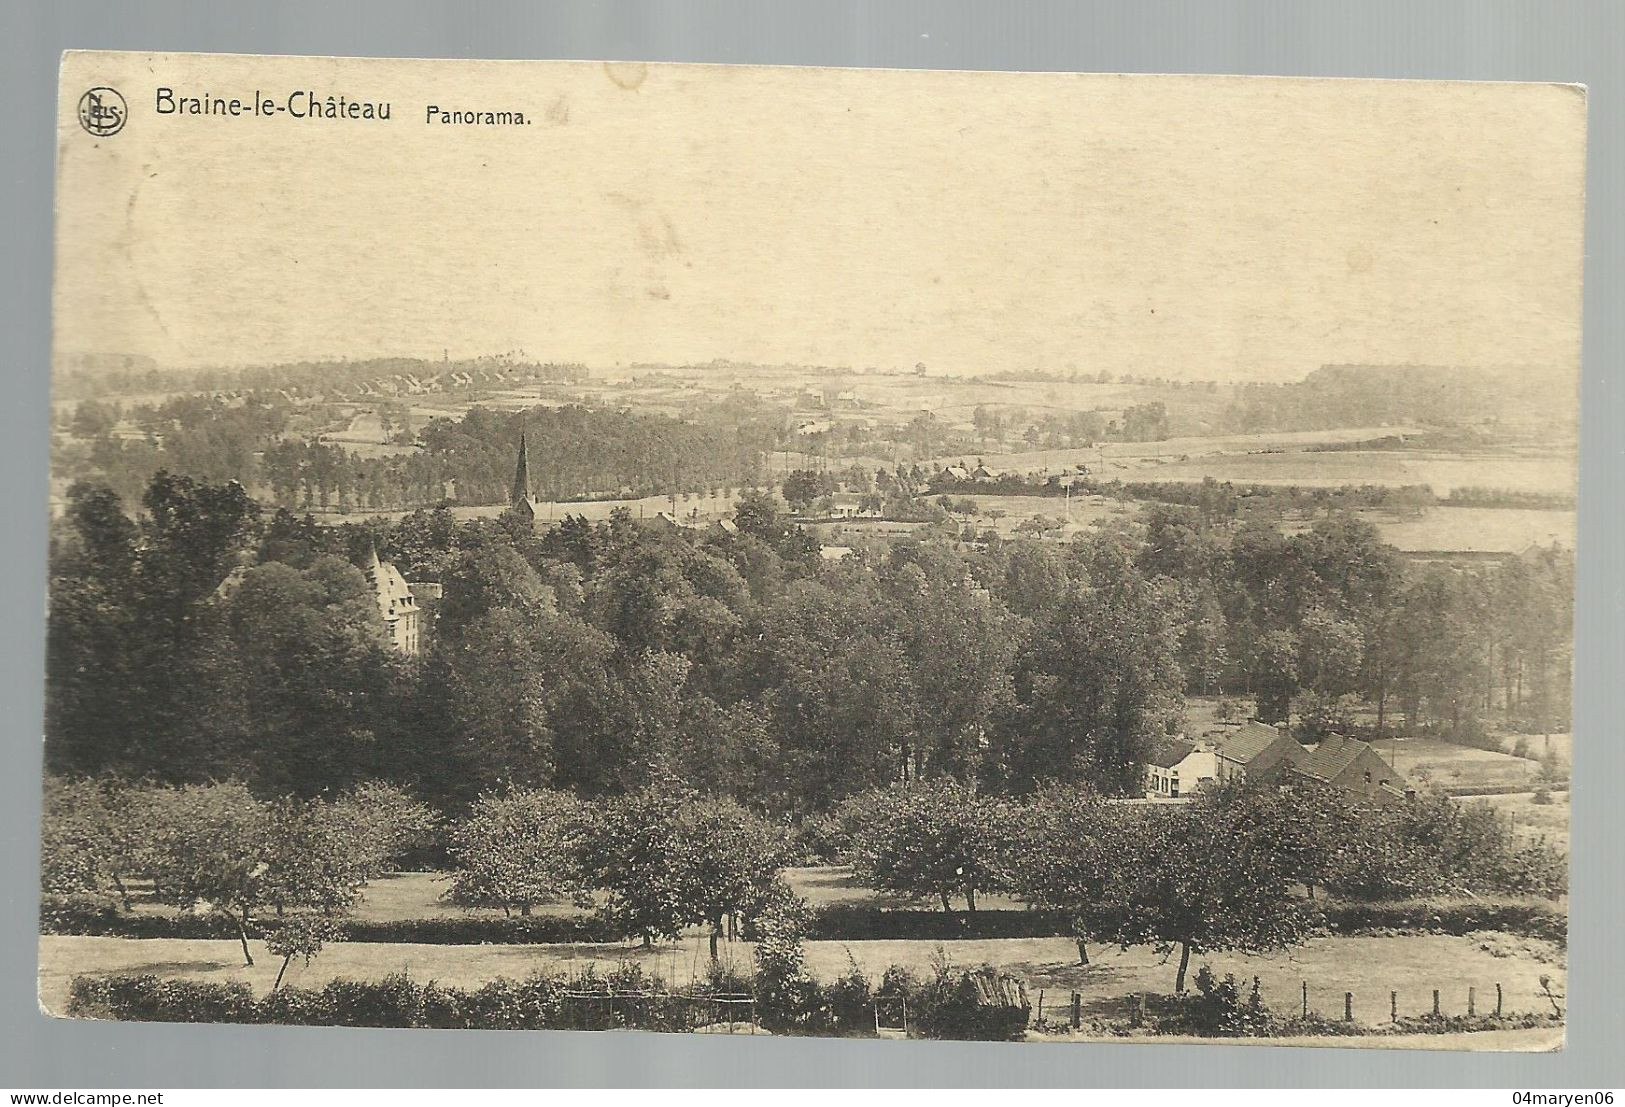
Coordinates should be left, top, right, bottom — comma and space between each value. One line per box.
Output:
45, 52, 1581, 1049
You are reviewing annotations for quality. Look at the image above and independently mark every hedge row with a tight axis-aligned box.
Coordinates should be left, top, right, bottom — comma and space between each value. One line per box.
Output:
67, 971, 1558, 1040
66, 968, 1030, 1040
1320, 900, 1567, 944
68, 972, 732, 1032
44, 897, 1567, 947
804, 906, 1072, 941
806, 901, 1567, 943
42, 897, 622, 944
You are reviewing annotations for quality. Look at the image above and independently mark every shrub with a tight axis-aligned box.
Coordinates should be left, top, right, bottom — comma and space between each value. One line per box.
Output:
1322, 899, 1567, 944
911, 964, 1031, 1042
68, 975, 256, 1024
1163, 966, 1275, 1037
805, 905, 1070, 940
40, 904, 625, 944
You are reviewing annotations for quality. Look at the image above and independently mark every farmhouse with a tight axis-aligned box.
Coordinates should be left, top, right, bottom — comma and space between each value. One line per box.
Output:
1212, 721, 1302, 786
1144, 739, 1217, 798
941, 464, 971, 482
1288, 733, 1412, 806
829, 492, 878, 518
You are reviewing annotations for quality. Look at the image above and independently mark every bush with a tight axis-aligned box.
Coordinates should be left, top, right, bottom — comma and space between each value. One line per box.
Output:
68, 975, 257, 1024
806, 906, 1070, 941
1323, 899, 1567, 944
40, 901, 625, 944
1159, 966, 1275, 1037
914, 967, 1031, 1041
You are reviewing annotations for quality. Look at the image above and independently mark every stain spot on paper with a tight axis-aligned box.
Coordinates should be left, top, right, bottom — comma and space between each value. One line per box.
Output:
604, 62, 649, 92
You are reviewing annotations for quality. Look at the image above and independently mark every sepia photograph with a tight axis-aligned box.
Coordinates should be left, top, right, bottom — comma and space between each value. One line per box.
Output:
40, 51, 1584, 1052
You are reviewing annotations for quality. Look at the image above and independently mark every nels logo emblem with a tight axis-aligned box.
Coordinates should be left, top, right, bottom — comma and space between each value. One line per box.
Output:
77, 87, 127, 137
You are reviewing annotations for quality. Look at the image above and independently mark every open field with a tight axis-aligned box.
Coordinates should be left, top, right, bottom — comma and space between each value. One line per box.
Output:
1366, 738, 1545, 793
39, 929, 1564, 1036
319, 488, 747, 526
1466, 792, 1573, 855
944, 428, 1573, 501
1356, 507, 1573, 554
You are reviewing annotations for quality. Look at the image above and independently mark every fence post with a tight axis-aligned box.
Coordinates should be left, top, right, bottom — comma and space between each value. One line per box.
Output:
1468, 986, 1476, 1017
1391, 991, 1398, 1023
1071, 992, 1081, 1030
1432, 989, 1441, 1017
1137, 993, 1148, 1026
1344, 992, 1353, 1022
1302, 980, 1308, 1018
1496, 983, 1503, 1017
1037, 989, 1044, 1024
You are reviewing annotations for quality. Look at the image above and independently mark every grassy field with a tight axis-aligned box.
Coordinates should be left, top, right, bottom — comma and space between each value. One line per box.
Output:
1360, 507, 1574, 554
1466, 792, 1572, 854
43, 862, 1569, 1040
1366, 737, 1545, 793
38, 929, 1565, 1033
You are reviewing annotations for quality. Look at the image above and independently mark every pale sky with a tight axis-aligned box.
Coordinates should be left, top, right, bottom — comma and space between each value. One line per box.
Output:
54, 55, 1587, 382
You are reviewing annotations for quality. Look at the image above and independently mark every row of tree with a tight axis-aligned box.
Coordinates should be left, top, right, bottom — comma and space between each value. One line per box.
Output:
44, 773, 1565, 994
46, 469, 1572, 815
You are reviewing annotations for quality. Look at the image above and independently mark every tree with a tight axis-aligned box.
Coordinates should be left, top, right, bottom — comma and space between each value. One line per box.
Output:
1098, 784, 1322, 992
220, 557, 400, 794
732, 488, 782, 541
999, 572, 1185, 794
782, 470, 822, 514
40, 776, 142, 907
841, 780, 1014, 913
575, 786, 692, 944
669, 794, 788, 960
266, 914, 342, 992
444, 790, 589, 916
140, 784, 367, 966
327, 781, 440, 877
576, 785, 787, 952
1006, 785, 1128, 964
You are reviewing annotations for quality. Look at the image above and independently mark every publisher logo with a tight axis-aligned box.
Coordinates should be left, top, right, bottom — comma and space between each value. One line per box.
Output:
77, 87, 127, 136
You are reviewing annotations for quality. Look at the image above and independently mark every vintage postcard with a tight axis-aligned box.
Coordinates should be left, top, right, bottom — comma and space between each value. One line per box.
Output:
43, 52, 1583, 1049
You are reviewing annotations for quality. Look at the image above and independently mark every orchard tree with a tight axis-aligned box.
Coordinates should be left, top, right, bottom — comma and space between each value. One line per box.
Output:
1100, 784, 1323, 992
40, 776, 143, 907
841, 780, 1015, 913
576, 786, 692, 944
141, 784, 367, 966
577, 785, 787, 952
1007, 785, 1130, 965
328, 781, 441, 877
669, 794, 789, 960
444, 789, 589, 916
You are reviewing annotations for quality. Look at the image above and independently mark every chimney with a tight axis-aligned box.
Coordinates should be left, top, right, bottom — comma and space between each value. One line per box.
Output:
1277, 721, 1291, 741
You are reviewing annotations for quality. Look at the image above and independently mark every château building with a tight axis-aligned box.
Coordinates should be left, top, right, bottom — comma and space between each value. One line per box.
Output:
362, 543, 423, 656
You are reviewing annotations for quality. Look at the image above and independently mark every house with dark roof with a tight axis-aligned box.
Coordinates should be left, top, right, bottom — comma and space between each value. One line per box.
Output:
1212, 721, 1302, 786
1287, 733, 1412, 806
1144, 739, 1217, 799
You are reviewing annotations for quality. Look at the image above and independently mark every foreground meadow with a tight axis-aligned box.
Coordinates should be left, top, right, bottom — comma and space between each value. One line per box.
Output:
42, 865, 1566, 1043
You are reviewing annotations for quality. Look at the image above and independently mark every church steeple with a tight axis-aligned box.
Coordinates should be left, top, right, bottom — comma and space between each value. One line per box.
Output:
511, 431, 532, 508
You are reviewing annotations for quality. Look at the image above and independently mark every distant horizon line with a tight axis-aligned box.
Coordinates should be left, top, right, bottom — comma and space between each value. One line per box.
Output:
52, 352, 1565, 386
